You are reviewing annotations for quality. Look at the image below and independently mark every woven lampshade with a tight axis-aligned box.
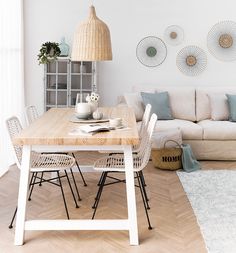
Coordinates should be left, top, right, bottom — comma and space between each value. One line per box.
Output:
71, 5, 112, 61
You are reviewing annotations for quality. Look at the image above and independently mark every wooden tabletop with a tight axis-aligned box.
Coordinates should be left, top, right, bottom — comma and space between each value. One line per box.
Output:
13, 107, 139, 146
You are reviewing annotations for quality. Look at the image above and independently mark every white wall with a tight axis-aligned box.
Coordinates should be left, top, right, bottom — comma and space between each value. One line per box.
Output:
24, 0, 236, 112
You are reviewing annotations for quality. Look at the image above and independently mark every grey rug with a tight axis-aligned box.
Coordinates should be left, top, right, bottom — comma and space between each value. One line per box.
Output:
177, 170, 236, 253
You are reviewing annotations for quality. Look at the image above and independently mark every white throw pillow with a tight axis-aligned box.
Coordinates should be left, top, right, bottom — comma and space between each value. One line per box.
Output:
207, 93, 229, 121
124, 92, 144, 121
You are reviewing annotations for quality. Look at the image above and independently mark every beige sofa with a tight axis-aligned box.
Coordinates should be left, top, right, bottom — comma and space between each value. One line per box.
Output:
120, 86, 236, 160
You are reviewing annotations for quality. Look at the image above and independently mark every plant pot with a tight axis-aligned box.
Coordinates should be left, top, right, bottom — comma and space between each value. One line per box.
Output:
49, 48, 55, 56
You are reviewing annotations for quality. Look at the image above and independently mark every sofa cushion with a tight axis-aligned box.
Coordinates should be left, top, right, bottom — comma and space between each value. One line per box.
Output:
196, 87, 236, 121
208, 93, 229, 121
156, 88, 196, 121
155, 119, 203, 140
141, 91, 173, 120
226, 94, 236, 122
152, 128, 182, 149
134, 86, 196, 121
198, 120, 236, 140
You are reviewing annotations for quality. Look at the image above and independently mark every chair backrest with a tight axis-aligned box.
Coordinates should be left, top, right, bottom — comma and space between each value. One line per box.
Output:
6, 116, 23, 168
133, 104, 152, 151
139, 104, 152, 135
25, 105, 39, 125
135, 113, 157, 171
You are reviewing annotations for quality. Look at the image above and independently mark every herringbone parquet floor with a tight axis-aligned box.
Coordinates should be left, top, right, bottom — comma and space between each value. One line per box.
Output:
1, 151, 236, 253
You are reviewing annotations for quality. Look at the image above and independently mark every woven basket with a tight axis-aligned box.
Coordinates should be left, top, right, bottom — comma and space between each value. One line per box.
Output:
151, 140, 182, 170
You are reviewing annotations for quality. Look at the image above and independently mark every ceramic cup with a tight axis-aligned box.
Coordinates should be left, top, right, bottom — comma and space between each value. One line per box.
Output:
75, 102, 91, 119
109, 118, 122, 128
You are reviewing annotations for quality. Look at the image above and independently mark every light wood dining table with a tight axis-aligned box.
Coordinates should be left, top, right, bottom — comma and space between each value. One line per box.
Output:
13, 107, 140, 246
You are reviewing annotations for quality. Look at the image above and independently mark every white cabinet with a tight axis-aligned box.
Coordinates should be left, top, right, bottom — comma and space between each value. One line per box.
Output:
44, 58, 97, 111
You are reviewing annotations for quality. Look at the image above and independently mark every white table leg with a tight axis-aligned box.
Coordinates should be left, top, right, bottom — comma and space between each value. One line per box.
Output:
124, 145, 139, 245
14, 145, 31, 246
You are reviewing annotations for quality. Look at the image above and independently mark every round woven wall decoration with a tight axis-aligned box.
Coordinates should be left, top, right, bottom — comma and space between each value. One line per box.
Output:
136, 36, 167, 67
207, 20, 236, 61
164, 25, 184, 46
176, 46, 207, 76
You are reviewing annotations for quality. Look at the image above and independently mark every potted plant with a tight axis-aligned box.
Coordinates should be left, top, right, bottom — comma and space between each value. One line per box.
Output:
38, 42, 61, 64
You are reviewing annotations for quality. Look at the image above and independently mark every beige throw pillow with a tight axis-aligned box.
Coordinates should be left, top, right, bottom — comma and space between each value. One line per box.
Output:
207, 93, 229, 121
156, 88, 196, 121
124, 92, 144, 121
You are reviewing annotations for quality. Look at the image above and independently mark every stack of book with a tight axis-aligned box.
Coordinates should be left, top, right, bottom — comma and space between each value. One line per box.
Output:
69, 124, 110, 136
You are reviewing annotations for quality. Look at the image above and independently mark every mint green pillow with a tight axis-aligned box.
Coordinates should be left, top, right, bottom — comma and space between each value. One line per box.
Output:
226, 94, 236, 121
141, 91, 173, 120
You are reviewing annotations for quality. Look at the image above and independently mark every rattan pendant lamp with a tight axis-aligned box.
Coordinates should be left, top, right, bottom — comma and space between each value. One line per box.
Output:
71, 5, 112, 102
72, 5, 112, 61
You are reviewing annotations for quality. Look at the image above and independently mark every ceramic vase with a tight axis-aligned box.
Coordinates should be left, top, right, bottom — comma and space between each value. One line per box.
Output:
93, 109, 103, 120
59, 37, 69, 57
88, 101, 98, 113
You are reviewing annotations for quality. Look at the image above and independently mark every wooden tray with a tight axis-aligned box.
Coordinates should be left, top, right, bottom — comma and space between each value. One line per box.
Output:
70, 114, 109, 123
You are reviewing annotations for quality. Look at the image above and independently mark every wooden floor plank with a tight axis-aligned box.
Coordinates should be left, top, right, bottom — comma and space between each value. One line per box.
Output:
1, 152, 234, 253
